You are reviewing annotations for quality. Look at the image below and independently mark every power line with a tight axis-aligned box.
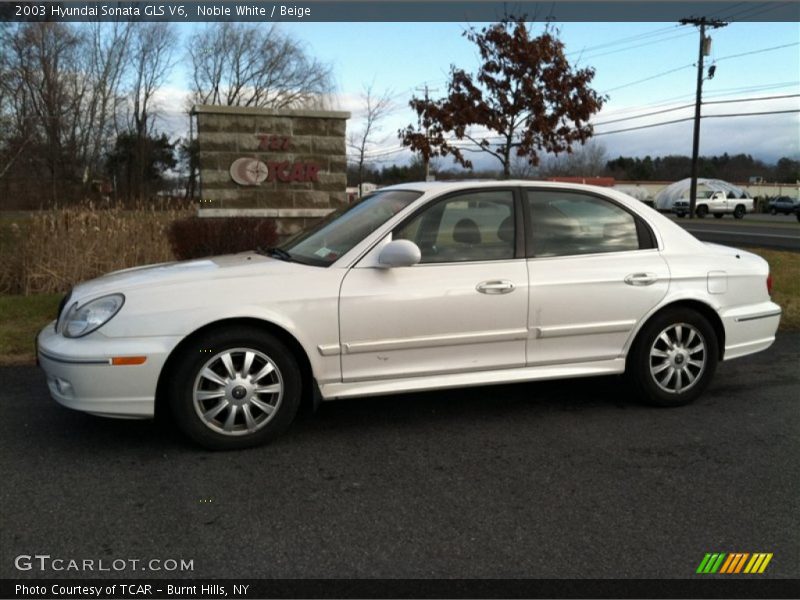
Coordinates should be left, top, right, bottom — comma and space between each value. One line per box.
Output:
602, 42, 800, 95
593, 103, 695, 127
579, 30, 696, 62
705, 93, 800, 106
724, 1, 793, 22
710, 1, 749, 20
602, 64, 694, 93
596, 81, 800, 118
704, 108, 800, 119
592, 93, 799, 127
566, 25, 679, 57
714, 41, 800, 62
592, 108, 800, 137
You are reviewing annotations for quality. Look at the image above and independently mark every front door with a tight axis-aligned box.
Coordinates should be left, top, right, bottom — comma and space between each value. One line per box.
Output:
339, 189, 529, 382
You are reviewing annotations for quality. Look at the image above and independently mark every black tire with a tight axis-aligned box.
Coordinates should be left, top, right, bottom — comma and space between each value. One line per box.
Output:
714, 213, 724, 219
627, 308, 718, 407
675, 212, 685, 218
695, 205, 708, 218
168, 327, 301, 450
733, 204, 746, 219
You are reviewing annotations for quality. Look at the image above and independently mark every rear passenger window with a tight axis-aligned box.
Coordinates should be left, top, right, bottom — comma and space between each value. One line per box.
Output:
527, 191, 641, 257
395, 190, 515, 263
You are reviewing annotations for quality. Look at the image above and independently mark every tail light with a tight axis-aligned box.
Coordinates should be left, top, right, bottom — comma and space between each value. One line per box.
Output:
767, 274, 773, 296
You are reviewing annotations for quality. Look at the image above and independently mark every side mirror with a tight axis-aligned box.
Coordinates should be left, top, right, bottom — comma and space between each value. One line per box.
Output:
378, 239, 421, 268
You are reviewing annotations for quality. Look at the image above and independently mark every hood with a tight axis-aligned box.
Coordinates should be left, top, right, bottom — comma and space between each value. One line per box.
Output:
71, 252, 296, 300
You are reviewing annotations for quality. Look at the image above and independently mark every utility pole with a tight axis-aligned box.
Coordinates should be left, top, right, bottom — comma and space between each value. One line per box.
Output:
680, 17, 727, 218
415, 84, 438, 181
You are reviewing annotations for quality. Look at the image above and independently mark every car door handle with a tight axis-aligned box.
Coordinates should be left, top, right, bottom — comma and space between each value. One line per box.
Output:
476, 280, 516, 294
624, 272, 658, 286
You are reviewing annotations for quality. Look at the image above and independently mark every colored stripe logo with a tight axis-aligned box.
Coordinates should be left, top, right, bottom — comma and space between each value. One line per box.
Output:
696, 552, 773, 574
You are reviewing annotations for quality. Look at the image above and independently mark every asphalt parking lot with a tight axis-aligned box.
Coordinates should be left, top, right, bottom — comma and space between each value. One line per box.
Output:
1, 333, 798, 580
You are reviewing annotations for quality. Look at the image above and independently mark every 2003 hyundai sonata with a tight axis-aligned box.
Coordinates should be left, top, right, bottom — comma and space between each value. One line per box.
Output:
38, 181, 782, 449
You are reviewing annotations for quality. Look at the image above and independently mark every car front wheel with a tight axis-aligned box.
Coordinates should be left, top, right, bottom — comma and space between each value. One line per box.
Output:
169, 327, 301, 450
628, 309, 718, 407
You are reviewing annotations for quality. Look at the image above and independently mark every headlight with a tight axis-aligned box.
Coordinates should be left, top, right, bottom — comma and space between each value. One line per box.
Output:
62, 294, 125, 338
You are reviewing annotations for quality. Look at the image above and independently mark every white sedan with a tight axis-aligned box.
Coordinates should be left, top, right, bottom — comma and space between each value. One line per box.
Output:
37, 182, 782, 449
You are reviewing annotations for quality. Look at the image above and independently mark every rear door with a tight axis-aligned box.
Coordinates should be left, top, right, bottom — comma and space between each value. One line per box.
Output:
524, 188, 669, 365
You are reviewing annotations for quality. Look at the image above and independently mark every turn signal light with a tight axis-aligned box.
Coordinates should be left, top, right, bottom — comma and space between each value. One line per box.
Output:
766, 274, 773, 296
111, 356, 147, 366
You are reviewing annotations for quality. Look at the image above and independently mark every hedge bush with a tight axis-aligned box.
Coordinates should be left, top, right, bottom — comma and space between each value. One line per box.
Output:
167, 217, 279, 261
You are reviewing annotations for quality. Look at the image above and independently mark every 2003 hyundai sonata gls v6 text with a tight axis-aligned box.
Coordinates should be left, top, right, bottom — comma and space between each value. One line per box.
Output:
38, 182, 782, 449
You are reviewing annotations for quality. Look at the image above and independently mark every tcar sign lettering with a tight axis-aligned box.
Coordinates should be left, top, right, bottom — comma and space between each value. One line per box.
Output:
229, 159, 320, 185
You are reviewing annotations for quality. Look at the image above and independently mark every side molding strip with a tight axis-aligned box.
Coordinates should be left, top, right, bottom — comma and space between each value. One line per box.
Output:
317, 344, 342, 357
342, 328, 529, 355
533, 320, 636, 339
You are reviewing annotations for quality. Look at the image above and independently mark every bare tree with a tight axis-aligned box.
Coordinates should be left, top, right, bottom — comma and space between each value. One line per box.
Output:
539, 140, 608, 177
78, 21, 132, 181
0, 22, 133, 201
187, 23, 332, 109
129, 23, 175, 137
347, 85, 393, 198
3, 23, 87, 200
125, 23, 176, 200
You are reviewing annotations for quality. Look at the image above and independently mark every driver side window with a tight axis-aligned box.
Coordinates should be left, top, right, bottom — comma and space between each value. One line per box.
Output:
394, 190, 515, 263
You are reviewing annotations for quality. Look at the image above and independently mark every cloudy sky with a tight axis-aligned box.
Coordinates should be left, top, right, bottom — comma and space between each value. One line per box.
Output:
155, 19, 800, 169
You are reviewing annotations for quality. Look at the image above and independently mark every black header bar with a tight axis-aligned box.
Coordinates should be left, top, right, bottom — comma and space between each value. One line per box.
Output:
1, 1, 799, 23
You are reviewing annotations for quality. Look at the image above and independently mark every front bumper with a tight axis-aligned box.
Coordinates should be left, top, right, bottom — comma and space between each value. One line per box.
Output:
37, 322, 181, 419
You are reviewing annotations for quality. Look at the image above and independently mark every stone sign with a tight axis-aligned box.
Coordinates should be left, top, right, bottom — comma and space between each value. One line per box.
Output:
193, 105, 350, 237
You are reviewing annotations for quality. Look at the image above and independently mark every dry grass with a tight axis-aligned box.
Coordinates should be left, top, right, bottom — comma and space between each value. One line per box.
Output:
0, 293, 61, 364
745, 247, 800, 330
0, 202, 193, 295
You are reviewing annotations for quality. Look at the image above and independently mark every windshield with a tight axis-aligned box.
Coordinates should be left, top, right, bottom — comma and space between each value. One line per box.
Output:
280, 189, 422, 266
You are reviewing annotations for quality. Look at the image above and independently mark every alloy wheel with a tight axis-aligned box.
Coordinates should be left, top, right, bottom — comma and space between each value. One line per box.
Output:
649, 323, 707, 394
192, 347, 283, 436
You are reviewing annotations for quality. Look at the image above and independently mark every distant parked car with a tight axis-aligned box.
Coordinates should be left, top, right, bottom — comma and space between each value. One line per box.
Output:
673, 190, 752, 219
768, 196, 798, 215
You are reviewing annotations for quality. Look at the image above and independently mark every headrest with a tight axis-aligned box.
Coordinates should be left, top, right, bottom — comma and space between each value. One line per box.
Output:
453, 218, 481, 245
497, 216, 514, 243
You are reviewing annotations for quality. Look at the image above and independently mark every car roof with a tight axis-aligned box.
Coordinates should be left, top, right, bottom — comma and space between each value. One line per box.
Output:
378, 180, 618, 195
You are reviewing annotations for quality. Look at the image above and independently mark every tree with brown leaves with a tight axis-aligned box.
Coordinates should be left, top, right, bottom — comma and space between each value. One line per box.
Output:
400, 18, 605, 178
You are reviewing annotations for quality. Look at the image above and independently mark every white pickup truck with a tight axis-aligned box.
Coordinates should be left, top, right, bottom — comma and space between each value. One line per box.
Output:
673, 190, 753, 219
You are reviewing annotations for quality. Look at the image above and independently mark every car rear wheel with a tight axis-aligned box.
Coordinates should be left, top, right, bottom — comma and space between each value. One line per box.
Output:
733, 205, 746, 219
169, 327, 301, 450
628, 308, 718, 407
